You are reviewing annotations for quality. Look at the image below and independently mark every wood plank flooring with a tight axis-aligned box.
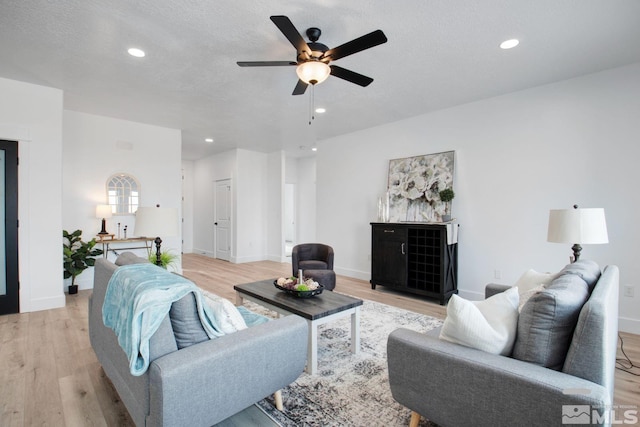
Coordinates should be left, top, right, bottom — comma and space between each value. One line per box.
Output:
0, 253, 638, 426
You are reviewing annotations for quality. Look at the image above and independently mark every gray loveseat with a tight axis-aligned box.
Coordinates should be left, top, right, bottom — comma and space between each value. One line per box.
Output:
89, 254, 308, 426
387, 261, 619, 427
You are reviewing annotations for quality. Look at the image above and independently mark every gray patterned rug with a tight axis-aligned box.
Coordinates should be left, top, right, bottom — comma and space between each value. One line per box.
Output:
243, 298, 443, 427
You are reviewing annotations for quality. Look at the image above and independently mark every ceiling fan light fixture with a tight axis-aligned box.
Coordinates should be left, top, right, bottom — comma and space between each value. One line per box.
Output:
296, 61, 330, 85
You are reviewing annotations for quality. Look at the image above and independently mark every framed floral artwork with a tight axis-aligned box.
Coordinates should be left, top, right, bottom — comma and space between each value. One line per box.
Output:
387, 151, 455, 222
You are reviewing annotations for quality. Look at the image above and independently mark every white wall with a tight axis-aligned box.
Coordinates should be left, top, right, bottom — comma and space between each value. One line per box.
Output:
316, 63, 640, 334
297, 156, 317, 244
0, 77, 64, 312
181, 160, 194, 253
235, 149, 267, 262
62, 111, 182, 288
266, 151, 285, 261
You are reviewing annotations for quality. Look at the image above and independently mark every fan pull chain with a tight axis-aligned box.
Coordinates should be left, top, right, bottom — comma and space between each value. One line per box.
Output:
308, 85, 316, 125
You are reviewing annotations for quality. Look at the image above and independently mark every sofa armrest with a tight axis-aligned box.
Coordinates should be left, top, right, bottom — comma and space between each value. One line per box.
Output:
147, 314, 307, 427
485, 283, 512, 298
387, 328, 610, 427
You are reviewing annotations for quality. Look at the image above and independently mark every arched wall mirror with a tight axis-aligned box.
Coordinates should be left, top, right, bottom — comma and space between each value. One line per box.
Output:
106, 173, 140, 215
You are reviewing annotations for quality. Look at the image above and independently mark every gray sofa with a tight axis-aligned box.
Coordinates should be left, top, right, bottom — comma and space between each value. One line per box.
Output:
387, 261, 619, 427
89, 254, 308, 426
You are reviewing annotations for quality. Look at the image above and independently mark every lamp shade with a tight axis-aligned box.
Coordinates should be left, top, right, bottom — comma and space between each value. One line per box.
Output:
96, 204, 113, 219
134, 207, 178, 238
547, 208, 608, 244
296, 61, 331, 85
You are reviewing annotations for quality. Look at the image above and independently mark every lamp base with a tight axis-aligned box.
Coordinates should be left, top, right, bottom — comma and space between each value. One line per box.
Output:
98, 218, 109, 235
571, 243, 582, 263
154, 237, 163, 267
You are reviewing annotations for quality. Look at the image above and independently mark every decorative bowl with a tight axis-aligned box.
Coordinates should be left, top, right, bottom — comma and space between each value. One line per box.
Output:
274, 280, 324, 298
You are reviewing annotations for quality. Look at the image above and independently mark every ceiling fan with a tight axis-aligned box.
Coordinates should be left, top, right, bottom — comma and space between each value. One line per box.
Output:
237, 15, 388, 95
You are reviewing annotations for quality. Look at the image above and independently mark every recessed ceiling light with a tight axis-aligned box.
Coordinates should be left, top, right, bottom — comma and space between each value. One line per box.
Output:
315, 107, 326, 114
500, 39, 519, 50
205, 138, 214, 143
311, 147, 318, 152
127, 48, 146, 58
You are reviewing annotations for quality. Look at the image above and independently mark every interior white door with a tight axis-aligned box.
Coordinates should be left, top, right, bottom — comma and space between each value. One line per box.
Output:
214, 179, 231, 261
284, 183, 296, 244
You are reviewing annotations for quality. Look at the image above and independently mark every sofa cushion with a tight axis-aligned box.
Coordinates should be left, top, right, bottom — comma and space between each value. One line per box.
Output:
512, 273, 590, 370
439, 286, 519, 355
559, 259, 601, 290
169, 293, 210, 349
115, 251, 150, 266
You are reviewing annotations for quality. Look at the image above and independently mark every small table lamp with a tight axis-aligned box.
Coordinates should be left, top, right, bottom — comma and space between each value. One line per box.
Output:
96, 204, 113, 235
547, 205, 608, 262
134, 206, 179, 266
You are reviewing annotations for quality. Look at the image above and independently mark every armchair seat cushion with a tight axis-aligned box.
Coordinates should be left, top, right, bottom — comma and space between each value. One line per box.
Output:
299, 260, 329, 270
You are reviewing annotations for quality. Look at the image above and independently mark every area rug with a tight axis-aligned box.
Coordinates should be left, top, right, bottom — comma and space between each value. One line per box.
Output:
244, 298, 443, 427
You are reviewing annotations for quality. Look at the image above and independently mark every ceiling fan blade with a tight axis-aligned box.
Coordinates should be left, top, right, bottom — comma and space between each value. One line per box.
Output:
322, 30, 387, 61
270, 15, 311, 56
292, 79, 308, 95
330, 65, 374, 87
237, 61, 297, 67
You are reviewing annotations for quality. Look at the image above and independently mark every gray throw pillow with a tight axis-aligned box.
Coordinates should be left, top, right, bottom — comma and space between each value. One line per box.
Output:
115, 251, 150, 266
559, 259, 601, 289
169, 293, 209, 349
511, 274, 590, 370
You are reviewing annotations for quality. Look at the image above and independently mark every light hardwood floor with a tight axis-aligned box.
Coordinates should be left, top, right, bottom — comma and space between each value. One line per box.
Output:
1, 253, 638, 426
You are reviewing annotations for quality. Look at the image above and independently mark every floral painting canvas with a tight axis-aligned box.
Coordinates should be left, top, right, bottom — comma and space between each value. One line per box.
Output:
387, 151, 455, 222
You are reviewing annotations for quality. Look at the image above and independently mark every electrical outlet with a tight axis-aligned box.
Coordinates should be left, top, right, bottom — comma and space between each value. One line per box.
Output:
623, 285, 635, 298
494, 270, 502, 280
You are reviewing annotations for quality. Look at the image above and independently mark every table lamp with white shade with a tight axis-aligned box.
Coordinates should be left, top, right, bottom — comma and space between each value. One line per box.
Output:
134, 206, 179, 266
547, 205, 608, 262
96, 204, 113, 235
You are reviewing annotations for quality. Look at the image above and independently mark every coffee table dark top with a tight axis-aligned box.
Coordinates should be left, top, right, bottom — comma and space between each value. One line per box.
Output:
234, 279, 363, 321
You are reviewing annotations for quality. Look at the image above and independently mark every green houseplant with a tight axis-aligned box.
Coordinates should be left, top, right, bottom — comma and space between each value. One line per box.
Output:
439, 188, 455, 222
63, 229, 103, 294
148, 250, 179, 270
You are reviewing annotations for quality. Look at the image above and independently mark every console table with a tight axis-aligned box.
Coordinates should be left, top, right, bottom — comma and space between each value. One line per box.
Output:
97, 237, 154, 258
370, 222, 458, 304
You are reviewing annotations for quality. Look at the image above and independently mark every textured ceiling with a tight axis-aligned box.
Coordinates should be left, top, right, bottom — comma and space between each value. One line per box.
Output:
1, 1, 639, 160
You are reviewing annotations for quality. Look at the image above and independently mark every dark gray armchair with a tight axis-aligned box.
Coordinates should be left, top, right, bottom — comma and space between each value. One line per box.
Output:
292, 243, 336, 290
387, 264, 619, 427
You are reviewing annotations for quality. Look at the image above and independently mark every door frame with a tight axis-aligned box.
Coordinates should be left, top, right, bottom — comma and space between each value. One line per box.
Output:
0, 139, 19, 315
214, 178, 232, 261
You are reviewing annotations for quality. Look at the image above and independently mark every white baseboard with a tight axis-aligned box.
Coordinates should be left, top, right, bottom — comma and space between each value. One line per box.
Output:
29, 294, 65, 312
234, 255, 269, 264
334, 266, 370, 282
457, 289, 484, 301
193, 248, 215, 257
619, 316, 640, 335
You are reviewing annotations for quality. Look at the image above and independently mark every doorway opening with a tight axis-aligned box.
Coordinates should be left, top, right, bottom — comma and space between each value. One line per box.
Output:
0, 139, 19, 315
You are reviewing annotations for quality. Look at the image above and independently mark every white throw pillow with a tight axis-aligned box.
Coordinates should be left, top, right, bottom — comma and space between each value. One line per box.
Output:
513, 269, 559, 293
439, 287, 519, 355
518, 284, 546, 312
202, 290, 248, 334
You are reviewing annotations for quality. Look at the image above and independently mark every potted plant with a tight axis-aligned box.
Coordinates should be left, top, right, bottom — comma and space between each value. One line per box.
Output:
63, 229, 103, 294
148, 250, 179, 270
439, 188, 455, 222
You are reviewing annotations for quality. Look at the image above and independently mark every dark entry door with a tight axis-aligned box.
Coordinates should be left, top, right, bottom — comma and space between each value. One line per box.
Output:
0, 140, 19, 315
